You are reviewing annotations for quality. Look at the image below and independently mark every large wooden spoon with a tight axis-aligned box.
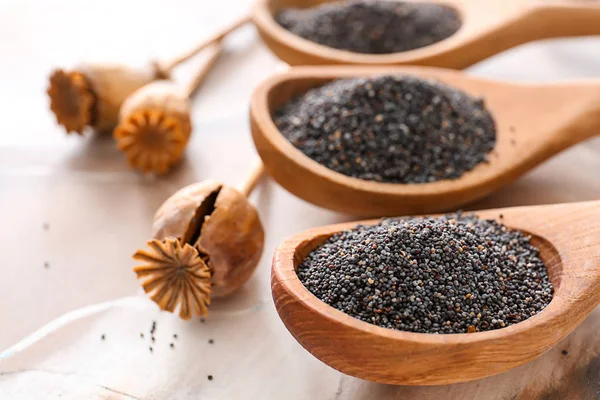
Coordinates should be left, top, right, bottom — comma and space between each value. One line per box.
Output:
250, 66, 600, 216
271, 200, 600, 385
252, 0, 600, 68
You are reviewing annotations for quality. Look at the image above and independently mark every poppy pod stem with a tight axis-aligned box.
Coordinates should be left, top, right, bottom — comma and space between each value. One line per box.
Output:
184, 42, 224, 99
239, 161, 266, 198
161, 15, 251, 73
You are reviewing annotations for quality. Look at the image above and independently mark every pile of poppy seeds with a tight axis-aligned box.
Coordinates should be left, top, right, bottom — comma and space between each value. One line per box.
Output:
275, 0, 461, 54
274, 75, 496, 184
297, 213, 553, 334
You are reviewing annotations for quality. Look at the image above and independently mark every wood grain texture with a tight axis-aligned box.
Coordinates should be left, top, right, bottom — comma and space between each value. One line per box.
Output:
252, 0, 600, 68
271, 201, 600, 385
251, 66, 600, 217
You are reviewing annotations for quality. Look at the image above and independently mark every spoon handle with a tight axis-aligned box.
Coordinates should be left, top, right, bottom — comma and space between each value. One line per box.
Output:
562, 82, 600, 144
528, 81, 600, 147
528, 1, 600, 37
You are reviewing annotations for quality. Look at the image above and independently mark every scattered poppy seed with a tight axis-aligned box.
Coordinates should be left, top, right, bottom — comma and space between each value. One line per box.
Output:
149, 347, 153, 353
562, 350, 568, 355
170, 343, 174, 349
173, 334, 178, 339
44, 262, 49, 269
208, 375, 213, 381
297, 213, 553, 334
101, 334, 105, 340
151, 337, 155, 343
140, 333, 144, 339
276, 0, 461, 54
208, 339, 214, 344
275, 75, 496, 184
200, 318, 205, 323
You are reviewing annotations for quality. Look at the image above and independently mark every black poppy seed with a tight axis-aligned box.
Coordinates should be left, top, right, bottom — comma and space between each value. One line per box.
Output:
173, 334, 178, 339
101, 334, 105, 340
170, 343, 174, 349
44, 262, 49, 269
140, 333, 144, 339
275, 75, 496, 184
149, 347, 153, 353
208, 375, 213, 381
275, 0, 461, 55
562, 350, 568, 355
208, 339, 214, 344
297, 213, 553, 334
200, 318, 205, 323
151, 337, 155, 343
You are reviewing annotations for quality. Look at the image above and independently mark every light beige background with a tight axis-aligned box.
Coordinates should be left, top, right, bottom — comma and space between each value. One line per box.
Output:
0, 0, 599, 399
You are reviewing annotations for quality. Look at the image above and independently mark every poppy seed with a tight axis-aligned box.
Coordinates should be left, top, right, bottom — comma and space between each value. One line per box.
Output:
276, 0, 461, 55
297, 213, 553, 334
275, 75, 496, 184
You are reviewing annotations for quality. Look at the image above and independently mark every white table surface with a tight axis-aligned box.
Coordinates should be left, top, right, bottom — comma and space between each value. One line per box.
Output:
1, 1, 599, 399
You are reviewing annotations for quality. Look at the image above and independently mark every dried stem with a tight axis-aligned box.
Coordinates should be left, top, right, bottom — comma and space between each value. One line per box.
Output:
239, 161, 265, 197
184, 42, 223, 98
163, 15, 250, 73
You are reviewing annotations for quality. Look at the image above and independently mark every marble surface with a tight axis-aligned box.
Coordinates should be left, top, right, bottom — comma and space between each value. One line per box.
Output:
0, 0, 599, 399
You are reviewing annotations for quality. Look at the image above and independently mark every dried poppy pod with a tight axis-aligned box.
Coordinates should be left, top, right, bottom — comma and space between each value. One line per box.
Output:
47, 63, 167, 135
133, 164, 265, 319
113, 44, 222, 175
46, 16, 249, 136
113, 81, 192, 174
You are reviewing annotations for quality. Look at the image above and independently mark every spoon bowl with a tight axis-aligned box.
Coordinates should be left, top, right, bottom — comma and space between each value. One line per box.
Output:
250, 66, 600, 216
271, 201, 600, 385
252, 0, 600, 68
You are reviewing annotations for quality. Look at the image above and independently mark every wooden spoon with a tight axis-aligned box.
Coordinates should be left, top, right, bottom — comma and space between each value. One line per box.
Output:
271, 200, 600, 385
252, 0, 600, 68
250, 66, 600, 217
